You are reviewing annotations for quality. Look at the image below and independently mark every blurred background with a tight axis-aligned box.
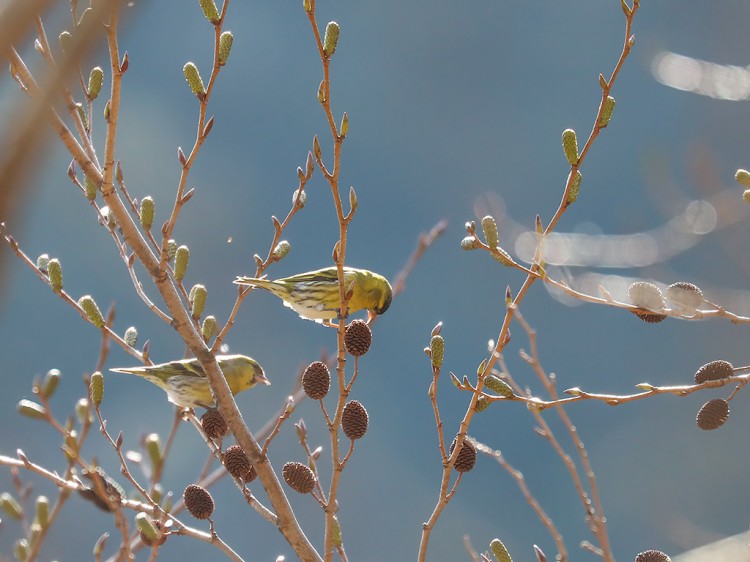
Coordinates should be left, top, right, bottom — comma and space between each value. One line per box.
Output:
2, 1, 750, 560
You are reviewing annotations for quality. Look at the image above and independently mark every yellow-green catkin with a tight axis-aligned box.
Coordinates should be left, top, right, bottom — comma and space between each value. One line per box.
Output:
90, 371, 104, 406
59, 31, 73, 52
84, 175, 98, 201
124, 326, 138, 347
272, 240, 291, 261
460, 236, 480, 250
18, 399, 46, 420
735, 169, 750, 188
190, 284, 207, 318
198, 0, 220, 23
174, 245, 190, 281
183, 62, 205, 96
218, 31, 233, 66
566, 170, 582, 205
35, 496, 50, 528
139, 196, 154, 230
36, 253, 50, 272
484, 374, 514, 398
78, 295, 105, 328
489, 538, 513, 562
145, 433, 162, 469
331, 515, 343, 548
75, 398, 90, 424
201, 315, 217, 342
0, 492, 23, 520
47, 258, 62, 293
166, 239, 177, 262
492, 247, 514, 266
323, 21, 340, 56
561, 128, 579, 165
481, 215, 499, 248
41, 369, 61, 399
430, 335, 444, 369
599, 95, 615, 127
87, 67, 104, 99
14, 538, 28, 562
135, 512, 160, 541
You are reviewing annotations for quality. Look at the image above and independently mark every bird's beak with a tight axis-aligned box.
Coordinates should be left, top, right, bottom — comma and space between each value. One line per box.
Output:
256, 372, 271, 386
367, 310, 376, 324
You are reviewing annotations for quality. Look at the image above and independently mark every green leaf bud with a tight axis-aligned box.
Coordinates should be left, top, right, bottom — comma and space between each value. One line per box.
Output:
78, 295, 105, 328
103, 99, 111, 121
1, 492, 23, 519
303, 0, 312, 12
174, 245, 190, 281
620, 0, 632, 17
323, 21, 340, 57
59, 31, 73, 53
84, 175, 98, 201
317, 80, 326, 103
47, 258, 63, 293
35, 496, 50, 528
201, 315, 217, 342
292, 188, 307, 208
481, 215, 499, 248
124, 326, 138, 347
166, 239, 177, 262
18, 399, 46, 420
14, 538, 28, 562
430, 335, 444, 369
198, 0, 220, 23
272, 240, 291, 261
566, 170, 582, 205
743, 190, 750, 204
340, 112, 349, 137
598, 73, 608, 90
460, 236, 480, 250
145, 433, 162, 469
735, 169, 750, 188
41, 368, 62, 399
139, 196, 155, 230
348, 186, 358, 215
75, 398, 90, 424
599, 96, 615, 127
87, 66, 104, 100
92, 533, 108, 558
218, 31, 233, 66
484, 374, 514, 398
36, 253, 50, 272
490, 538, 513, 562
189, 284, 207, 318
90, 371, 104, 406
313, 135, 322, 160
561, 128, 579, 165
183, 62, 205, 96
135, 512, 160, 542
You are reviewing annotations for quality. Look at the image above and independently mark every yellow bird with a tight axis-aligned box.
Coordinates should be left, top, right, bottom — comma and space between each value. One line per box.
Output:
235, 266, 393, 323
110, 354, 269, 408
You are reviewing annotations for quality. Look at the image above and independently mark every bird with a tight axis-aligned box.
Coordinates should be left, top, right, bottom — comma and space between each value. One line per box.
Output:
110, 354, 269, 408
234, 266, 393, 324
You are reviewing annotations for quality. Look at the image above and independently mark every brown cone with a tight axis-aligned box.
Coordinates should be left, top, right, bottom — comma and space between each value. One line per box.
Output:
696, 398, 729, 430
223, 445, 251, 479
634, 550, 671, 562
345, 319, 372, 356
201, 409, 228, 439
183, 484, 214, 520
282, 462, 316, 494
450, 436, 477, 473
342, 400, 368, 440
302, 361, 330, 400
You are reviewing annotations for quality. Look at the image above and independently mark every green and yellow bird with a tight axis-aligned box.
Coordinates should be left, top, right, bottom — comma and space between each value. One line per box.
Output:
110, 354, 269, 408
234, 266, 393, 323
